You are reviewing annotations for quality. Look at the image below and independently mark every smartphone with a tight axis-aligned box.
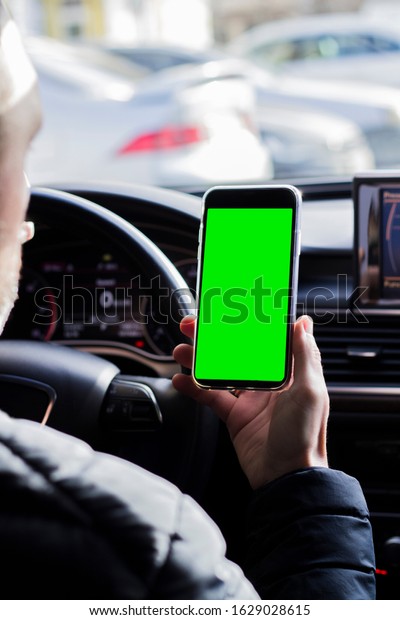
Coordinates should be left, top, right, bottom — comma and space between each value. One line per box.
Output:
193, 185, 301, 391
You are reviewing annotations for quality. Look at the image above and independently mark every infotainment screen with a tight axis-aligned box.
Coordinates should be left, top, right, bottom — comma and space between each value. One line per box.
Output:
354, 172, 400, 307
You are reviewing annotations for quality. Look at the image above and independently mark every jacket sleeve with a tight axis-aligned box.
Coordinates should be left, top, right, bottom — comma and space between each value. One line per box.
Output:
245, 467, 376, 600
0, 412, 260, 600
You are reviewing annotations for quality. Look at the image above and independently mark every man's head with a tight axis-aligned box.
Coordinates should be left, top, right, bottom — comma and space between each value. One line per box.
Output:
0, 0, 41, 332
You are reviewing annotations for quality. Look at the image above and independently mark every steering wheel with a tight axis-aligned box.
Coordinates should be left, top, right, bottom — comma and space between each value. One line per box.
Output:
0, 188, 218, 500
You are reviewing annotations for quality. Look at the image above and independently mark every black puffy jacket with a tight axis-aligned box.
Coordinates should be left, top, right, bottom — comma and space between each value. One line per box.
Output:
0, 411, 375, 599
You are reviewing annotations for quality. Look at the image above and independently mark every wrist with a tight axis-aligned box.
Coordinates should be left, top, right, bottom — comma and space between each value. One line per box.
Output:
249, 452, 329, 490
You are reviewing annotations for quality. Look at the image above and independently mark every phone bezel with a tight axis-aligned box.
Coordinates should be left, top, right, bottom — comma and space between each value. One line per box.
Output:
192, 184, 301, 391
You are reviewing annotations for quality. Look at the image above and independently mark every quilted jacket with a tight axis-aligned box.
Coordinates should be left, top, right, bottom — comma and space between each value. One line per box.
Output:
0, 411, 375, 599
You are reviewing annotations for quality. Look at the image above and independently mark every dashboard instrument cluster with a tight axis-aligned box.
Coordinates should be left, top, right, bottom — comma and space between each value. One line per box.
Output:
4, 235, 197, 360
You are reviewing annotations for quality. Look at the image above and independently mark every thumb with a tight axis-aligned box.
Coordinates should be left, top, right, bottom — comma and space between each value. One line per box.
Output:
291, 316, 327, 397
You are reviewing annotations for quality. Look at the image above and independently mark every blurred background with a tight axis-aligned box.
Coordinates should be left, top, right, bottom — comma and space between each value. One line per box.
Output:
10, 0, 378, 46
10, 0, 400, 190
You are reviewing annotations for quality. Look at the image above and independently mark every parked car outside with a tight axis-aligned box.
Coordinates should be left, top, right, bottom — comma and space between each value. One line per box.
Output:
106, 43, 223, 72
25, 37, 271, 190
252, 70, 400, 169
225, 12, 400, 168
227, 12, 400, 88
257, 103, 375, 179
102, 43, 376, 179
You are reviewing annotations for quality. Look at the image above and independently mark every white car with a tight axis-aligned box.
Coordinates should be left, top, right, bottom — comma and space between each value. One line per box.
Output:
227, 12, 400, 88
257, 103, 375, 179
26, 37, 271, 189
252, 69, 400, 169
104, 44, 376, 179
106, 41, 400, 171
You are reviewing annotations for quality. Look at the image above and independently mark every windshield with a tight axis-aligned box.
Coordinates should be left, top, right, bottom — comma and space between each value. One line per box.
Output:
15, 0, 400, 192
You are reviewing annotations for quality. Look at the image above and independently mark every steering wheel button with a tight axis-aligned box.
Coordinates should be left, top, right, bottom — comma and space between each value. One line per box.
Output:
101, 376, 162, 431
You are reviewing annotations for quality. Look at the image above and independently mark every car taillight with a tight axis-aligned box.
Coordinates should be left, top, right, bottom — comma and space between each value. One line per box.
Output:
117, 125, 204, 154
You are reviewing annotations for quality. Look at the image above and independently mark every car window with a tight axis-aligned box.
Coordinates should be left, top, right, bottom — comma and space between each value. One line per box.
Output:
329, 33, 400, 56
249, 32, 400, 65
14, 5, 400, 190
112, 48, 194, 71
247, 40, 299, 64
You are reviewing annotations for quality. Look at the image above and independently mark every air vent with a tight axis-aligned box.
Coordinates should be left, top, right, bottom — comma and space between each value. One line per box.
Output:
312, 314, 400, 385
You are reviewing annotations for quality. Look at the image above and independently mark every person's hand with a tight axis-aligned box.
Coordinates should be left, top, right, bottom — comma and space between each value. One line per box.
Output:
172, 315, 329, 490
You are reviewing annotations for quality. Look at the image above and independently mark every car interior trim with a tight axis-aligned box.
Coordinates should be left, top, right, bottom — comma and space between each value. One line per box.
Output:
62, 341, 179, 377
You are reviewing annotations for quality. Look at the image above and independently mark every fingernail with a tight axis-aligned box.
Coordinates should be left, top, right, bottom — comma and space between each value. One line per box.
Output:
18, 221, 35, 244
302, 315, 313, 335
182, 314, 196, 322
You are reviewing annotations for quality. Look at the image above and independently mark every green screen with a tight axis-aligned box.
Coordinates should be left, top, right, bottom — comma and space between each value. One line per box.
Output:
194, 207, 293, 384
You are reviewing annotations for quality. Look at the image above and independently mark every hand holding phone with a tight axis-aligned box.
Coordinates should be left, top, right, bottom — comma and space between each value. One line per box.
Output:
173, 315, 329, 489
193, 185, 301, 390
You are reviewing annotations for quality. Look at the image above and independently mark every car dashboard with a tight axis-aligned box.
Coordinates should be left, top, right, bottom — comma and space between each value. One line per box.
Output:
5, 218, 197, 371
4, 180, 400, 599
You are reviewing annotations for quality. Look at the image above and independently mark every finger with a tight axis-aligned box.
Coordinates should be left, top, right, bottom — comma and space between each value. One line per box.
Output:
291, 315, 327, 393
172, 373, 214, 404
172, 372, 235, 419
180, 315, 196, 340
173, 343, 193, 369
293, 315, 322, 370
